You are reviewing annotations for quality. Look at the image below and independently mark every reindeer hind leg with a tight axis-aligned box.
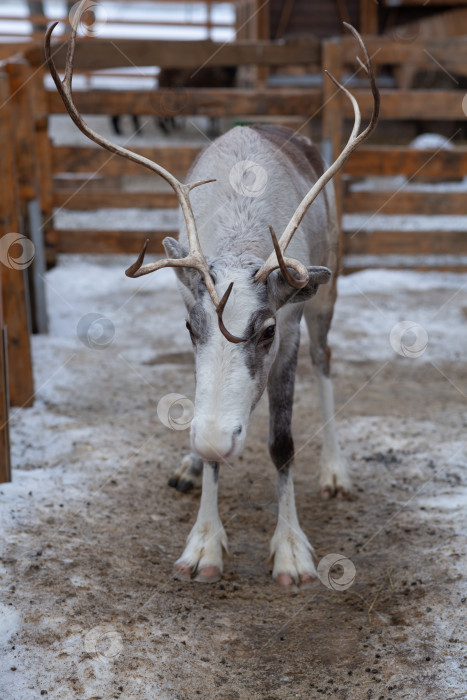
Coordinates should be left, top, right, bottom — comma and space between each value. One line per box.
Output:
304, 287, 351, 499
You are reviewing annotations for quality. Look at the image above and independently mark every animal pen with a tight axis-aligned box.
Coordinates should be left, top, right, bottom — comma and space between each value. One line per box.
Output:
0, 1, 466, 698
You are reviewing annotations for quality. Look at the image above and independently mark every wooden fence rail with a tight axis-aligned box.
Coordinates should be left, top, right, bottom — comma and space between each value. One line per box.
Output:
26, 36, 322, 71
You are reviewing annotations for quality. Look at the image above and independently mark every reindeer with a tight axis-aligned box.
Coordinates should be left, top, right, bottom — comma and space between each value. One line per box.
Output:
111, 66, 237, 137
45, 8, 379, 587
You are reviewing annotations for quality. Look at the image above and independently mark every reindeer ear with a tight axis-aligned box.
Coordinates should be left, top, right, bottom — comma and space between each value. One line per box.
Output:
267, 266, 331, 309
162, 237, 200, 307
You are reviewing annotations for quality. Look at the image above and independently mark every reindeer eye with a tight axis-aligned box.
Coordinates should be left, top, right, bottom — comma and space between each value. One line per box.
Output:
260, 324, 276, 343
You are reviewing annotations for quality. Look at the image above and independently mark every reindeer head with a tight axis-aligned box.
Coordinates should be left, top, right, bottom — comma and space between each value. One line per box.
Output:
162, 241, 331, 460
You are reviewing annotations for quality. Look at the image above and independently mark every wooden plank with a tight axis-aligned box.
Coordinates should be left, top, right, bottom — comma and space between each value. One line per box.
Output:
5, 61, 40, 202
27, 36, 322, 71
341, 89, 466, 121
343, 190, 467, 216
46, 86, 465, 121
384, 0, 467, 6
56, 188, 467, 217
339, 36, 467, 68
0, 283, 11, 483
360, 0, 379, 34
344, 262, 467, 274
0, 41, 35, 62
53, 190, 178, 209
29, 66, 56, 266
28, 199, 48, 334
58, 227, 467, 268
52, 145, 201, 176
344, 146, 467, 178
56, 229, 173, 254
46, 87, 323, 117
0, 73, 34, 408
54, 175, 125, 192
322, 39, 344, 222
344, 230, 467, 256
6, 59, 48, 333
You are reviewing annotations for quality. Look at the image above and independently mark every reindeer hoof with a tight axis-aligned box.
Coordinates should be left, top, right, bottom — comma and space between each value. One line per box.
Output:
176, 479, 194, 493
336, 486, 351, 499
320, 485, 351, 500
174, 562, 192, 580
168, 453, 203, 492
320, 486, 333, 500
195, 566, 221, 583
299, 573, 317, 588
175, 519, 227, 583
276, 573, 295, 588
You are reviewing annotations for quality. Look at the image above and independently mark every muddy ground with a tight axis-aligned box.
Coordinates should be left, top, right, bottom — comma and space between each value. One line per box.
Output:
1, 257, 466, 700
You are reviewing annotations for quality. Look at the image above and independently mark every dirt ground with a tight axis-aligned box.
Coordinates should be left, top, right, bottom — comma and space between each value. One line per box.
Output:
1, 256, 466, 700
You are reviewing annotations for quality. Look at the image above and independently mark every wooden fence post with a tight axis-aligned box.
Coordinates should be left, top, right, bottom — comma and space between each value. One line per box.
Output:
0, 271, 11, 483
27, 56, 56, 269
6, 58, 48, 334
322, 38, 344, 223
0, 306, 11, 483
0, 72, 35, 408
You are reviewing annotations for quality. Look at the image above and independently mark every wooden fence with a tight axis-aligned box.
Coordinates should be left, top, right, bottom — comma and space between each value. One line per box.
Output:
322, 35, 467, 271
20, 32, 466, 271
25, 34, 323, 262
2, 33, 467, 268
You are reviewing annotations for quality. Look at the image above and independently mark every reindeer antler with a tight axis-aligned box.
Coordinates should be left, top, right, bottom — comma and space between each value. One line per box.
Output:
254, 22, 380, 286
44, 0, 246, 343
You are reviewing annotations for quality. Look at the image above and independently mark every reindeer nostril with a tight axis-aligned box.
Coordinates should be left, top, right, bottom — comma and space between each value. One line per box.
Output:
233, 425, 242, 437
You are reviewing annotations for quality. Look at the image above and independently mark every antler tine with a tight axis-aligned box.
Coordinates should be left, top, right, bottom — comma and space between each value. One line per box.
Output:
125, 238, 150, 277
124, 237, 219, 306
266, 226, 309, 289
342, 22, 380, 138
255, 23, 380, 285
216, 283, 248, 344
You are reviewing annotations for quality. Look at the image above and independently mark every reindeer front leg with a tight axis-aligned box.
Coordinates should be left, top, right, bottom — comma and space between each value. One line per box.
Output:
267, 321, 318, 588
175, 462, 227, 583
